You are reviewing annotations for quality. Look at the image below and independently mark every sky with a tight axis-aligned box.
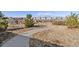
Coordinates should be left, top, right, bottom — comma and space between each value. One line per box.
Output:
2, 11, 79, 17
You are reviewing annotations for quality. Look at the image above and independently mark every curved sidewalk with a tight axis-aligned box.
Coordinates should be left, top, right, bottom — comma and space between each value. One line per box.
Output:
2, 27, 50, 47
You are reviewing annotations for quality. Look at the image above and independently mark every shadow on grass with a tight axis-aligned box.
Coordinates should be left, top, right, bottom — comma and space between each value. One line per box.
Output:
29, 38, 63, 47
34, 24, 47, 27
7, 27, 24, 31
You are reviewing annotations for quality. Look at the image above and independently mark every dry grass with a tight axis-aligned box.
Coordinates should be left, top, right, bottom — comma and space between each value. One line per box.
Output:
32, 25, 79, 47
7, 24, 29, 34
52, 20, 65, 25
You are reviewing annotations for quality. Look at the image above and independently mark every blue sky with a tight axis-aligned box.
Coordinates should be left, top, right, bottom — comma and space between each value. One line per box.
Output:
2, 11, 79, 17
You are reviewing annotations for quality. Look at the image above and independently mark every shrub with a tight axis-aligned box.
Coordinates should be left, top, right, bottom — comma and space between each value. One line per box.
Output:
0, 18, 8, 32
25, 14, 34, 28
0, 11, 8, 32
65, 12, 78, 28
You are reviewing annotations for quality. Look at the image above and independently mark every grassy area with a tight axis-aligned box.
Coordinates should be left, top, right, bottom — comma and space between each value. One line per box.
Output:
32, 25, 79, 47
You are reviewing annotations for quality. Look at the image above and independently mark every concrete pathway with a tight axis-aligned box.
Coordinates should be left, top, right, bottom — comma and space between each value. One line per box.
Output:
2, 27, 51, 47
2, 35, 29, 47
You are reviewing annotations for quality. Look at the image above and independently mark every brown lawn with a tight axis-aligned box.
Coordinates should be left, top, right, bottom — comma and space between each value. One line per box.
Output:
32, 25, 79, 47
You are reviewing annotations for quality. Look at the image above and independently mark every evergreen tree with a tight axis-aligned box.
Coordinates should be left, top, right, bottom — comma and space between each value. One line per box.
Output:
0, 11, 8, 32
25, 14, 34, 28
0, 11, 4, 17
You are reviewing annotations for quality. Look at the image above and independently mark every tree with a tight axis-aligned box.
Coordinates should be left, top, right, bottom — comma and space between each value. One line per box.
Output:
27, 14, 32, 19
65, 12, 78, 28
0, 11, 4, 17
25, 14, 34, 28
0, 11, 8, 32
